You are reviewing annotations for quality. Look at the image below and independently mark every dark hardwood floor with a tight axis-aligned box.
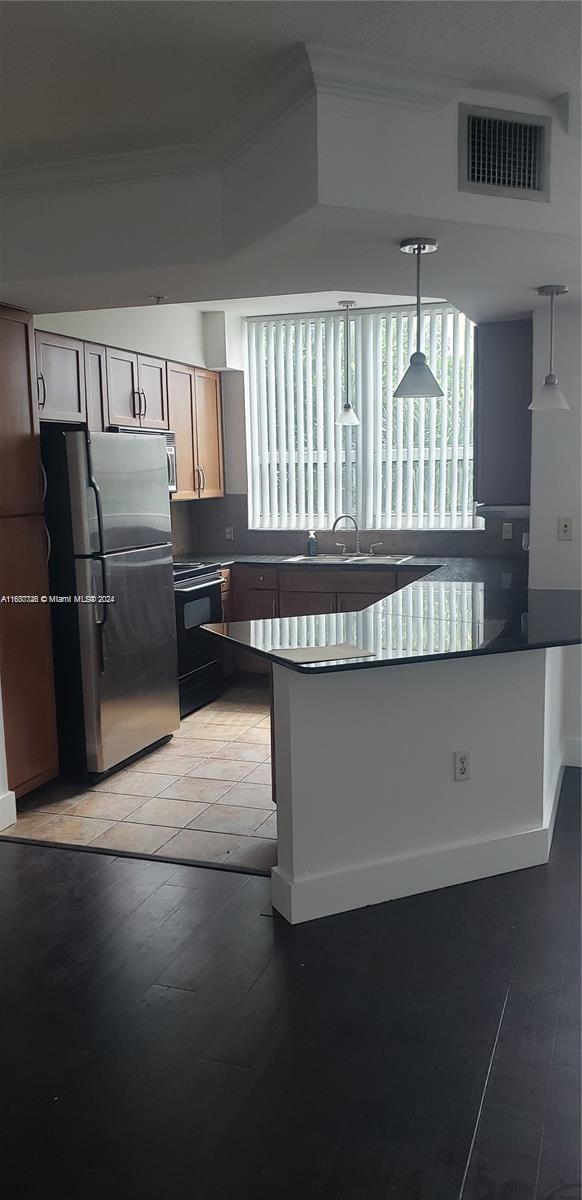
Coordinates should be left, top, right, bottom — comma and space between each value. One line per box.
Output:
1, 770, 579, 1200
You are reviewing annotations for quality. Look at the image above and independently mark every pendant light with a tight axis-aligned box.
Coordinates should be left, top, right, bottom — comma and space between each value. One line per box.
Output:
336, 299, 360, 426
529, 284, 569, 412
394, 238, 443, 399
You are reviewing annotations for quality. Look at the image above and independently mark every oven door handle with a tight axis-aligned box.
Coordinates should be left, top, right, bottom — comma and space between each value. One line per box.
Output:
176, 579, 222, 595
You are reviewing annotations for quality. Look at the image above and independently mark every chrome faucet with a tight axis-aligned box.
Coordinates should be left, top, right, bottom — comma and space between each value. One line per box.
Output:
332, 514, 361, 555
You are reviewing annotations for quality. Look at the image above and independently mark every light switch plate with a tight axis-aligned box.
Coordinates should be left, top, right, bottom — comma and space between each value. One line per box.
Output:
501, 522, 513, 540
225, 526, 234, 541
557, 518, 574, 541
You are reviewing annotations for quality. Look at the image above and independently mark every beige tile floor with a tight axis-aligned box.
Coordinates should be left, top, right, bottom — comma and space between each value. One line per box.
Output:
2, 682, 277, 872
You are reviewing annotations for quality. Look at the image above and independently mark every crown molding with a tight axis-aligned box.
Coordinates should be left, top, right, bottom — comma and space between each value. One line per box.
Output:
0, 46, 315, 199
306, 43, 465, 111
0, 141, 214, 199
213, 45, 315, 164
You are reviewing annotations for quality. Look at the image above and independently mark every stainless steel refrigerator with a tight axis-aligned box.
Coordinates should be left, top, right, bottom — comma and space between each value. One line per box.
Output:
42, 428, 180, 778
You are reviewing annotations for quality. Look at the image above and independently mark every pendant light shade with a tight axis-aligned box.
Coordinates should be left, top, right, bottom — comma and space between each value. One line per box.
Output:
336, 402, 360, 426
394, 238, 443, 399
336, 299, 360, 427
529, 284, 569, 412
393, 350, 443, 399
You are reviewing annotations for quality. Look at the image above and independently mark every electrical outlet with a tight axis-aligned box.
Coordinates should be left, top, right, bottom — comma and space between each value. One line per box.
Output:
225, 526, 234, 541
454, 751, 471, 782
501, 522, 513, 540
557, 517, 573, 542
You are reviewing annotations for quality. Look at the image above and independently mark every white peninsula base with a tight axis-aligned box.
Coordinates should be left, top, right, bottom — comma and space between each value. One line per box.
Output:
271, 647, 567, 924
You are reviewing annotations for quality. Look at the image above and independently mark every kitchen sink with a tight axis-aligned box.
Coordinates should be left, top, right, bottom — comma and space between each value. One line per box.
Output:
284, 554, 413, 565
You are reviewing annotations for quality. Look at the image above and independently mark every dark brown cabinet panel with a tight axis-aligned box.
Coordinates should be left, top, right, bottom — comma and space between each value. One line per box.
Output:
168, 363, 197, 497
279, 590, 335, 617
194, 369, 224, 498
238, 588, 279, 621
0, 309, 43, 517
396, 568, 432, 589
106, 347, 141, 427
84, 343, 108, 432
138, 354, 168, 429
337, 592, 389, 612
0, 514, 58, 796
34, 331, 86, 423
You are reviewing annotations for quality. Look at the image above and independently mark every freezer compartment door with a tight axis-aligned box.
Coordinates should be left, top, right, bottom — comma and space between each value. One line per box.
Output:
76, 544, 179, 774
66, 430, 171, 554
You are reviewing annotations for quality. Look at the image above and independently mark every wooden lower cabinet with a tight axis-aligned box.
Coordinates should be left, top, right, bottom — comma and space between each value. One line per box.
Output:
0, 515, 58, 796
337, 592, 390, 612
279, 590, 335, 618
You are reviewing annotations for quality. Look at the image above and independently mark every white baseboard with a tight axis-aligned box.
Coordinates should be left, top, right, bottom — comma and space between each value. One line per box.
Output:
565, 737, 582, 768
272, 824, 551, 925
0, 789, 16, 832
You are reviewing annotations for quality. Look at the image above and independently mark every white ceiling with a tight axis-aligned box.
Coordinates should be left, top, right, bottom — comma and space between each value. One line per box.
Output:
1, 0, 580, 170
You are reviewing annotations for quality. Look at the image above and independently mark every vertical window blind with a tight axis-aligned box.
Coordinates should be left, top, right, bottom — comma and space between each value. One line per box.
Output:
245, 304, 478, 530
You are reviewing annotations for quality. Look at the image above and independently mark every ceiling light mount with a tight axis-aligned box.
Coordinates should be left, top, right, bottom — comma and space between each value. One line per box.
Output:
529, 283, 569, 412
148, 294, 168, 305
336, 300, 360, 427
394, 238, 443, 399
399, 238, 439, 256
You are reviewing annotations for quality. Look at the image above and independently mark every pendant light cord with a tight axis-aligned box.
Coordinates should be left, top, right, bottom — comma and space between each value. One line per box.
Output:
549, 291, 555, 376
416, 247, 422, 355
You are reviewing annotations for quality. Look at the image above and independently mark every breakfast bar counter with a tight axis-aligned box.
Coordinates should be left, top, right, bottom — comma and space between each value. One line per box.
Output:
204, 558, 581, 924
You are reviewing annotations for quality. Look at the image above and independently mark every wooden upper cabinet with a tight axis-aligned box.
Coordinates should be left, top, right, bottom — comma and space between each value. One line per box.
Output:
84, 343, 108, 432
106, 347, 141, 427
0, 308, 43, 518
194, 369, 224, 498
0, 514, 58, 796
34, 331, 86, 423
167, 362, 197, 497
138, 354, 168, 429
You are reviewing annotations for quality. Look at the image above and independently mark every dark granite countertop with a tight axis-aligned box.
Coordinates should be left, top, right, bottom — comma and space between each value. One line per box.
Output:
200, 553, 526, 585
202, 555, 581, 674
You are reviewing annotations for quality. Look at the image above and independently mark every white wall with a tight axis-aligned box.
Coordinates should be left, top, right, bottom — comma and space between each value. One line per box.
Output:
221, 371, 248, 494
34, 303, 206, 367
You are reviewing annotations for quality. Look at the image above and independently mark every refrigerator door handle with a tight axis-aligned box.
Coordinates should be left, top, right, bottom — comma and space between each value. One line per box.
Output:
92, 558, 107, 673
84, 434, 106, 556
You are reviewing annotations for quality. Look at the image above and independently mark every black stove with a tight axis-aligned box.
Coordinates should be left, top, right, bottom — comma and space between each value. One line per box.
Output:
173, 559, 221, 583
172, 560, 224, 716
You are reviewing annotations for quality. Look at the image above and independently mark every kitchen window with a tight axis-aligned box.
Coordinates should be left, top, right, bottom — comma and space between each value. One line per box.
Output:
245, 304, 480, 530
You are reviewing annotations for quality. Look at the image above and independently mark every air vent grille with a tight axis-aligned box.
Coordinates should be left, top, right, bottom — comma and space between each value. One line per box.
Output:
459, 104, 550, 202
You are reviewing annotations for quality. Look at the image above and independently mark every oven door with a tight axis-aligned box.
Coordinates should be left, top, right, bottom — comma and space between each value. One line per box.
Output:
174, 576, 222, 679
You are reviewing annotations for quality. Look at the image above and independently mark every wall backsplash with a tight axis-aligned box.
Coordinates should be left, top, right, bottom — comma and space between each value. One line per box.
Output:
171, 494, 530, 560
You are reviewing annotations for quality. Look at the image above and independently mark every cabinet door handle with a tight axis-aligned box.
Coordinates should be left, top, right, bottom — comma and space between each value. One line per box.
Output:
40, 462, 47, 502
272, 594, 277, 618
131, 390, 140, 419
37, 373, 47, 410
43, 522, 52, 563
141, 389, 147, 420
200, 465, 206, 492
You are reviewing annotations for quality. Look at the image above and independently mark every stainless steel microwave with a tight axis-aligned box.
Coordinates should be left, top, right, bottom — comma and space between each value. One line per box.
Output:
108, 426, 176, 493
